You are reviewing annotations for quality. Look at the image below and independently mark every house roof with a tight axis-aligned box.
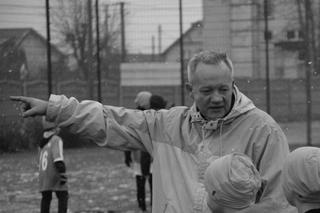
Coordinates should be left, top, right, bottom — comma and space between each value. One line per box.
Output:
161, 20, 203, 56
0, 28, 63, 56
126, 53, 162, 63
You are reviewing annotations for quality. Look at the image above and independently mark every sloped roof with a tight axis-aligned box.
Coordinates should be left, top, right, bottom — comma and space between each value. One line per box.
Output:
126, 53, 162, 63
0, 28, 63, 56
161, 20, 203, 56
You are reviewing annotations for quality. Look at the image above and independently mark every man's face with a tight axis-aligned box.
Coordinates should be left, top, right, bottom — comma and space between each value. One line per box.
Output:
187, 62, 233, 121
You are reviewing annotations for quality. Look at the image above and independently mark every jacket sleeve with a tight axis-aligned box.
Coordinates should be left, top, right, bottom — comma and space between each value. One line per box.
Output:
54, 161, 66, 173
253, 123, 290, 208
46, 94, 155, 153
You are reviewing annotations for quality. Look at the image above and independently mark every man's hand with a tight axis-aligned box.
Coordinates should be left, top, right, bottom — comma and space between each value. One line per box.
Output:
10, 96, 48, 117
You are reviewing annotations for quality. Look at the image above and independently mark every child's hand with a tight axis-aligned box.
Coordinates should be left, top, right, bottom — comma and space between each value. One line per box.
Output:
10, 96, 48, 117
60, 173, 67, 185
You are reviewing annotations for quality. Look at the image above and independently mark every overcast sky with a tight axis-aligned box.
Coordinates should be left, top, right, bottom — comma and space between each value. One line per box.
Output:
0, 0, 202, 54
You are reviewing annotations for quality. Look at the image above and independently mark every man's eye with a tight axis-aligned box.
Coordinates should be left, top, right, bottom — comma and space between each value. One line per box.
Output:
200, 90, 211, 94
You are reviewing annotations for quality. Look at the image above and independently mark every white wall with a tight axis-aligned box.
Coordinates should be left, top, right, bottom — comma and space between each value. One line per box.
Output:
121, 62, 181, 86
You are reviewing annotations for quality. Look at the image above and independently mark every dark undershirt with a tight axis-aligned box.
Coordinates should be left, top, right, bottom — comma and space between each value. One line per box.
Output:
305, 209, 320, 213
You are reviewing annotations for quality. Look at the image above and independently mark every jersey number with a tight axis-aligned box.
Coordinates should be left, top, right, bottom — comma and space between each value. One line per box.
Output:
41, 151, 48, 171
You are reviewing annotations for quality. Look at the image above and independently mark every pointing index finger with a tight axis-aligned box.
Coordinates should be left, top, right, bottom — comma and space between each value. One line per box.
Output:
10, 96, 29, 102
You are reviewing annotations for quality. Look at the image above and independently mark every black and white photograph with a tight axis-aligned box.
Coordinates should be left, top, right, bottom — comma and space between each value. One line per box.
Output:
1, 0, 320, 212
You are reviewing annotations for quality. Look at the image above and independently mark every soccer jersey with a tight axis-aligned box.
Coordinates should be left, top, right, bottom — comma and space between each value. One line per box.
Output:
39, 133, 67, 192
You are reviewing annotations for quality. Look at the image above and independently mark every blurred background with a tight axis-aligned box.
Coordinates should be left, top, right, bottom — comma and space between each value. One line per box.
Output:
0, 0, 320, 211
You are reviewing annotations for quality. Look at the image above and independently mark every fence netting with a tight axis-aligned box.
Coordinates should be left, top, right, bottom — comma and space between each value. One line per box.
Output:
1, 0, 320, 146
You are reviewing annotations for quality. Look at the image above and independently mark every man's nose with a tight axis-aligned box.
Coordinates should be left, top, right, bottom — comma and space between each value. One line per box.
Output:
210, 91, 223, 102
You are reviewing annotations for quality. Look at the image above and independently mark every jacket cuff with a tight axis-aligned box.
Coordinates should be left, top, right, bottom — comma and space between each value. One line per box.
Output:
46, 94, 65, 123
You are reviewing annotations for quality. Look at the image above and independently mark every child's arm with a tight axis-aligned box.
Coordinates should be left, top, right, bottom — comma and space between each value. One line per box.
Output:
51, 135, 67, 185
54, 161, 67, 185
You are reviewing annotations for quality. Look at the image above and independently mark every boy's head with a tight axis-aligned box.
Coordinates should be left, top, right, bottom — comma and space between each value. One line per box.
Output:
134, 91, 152, 110
150, 94, 167, 110
204, 153, 262, 212
282, 147, 320, 207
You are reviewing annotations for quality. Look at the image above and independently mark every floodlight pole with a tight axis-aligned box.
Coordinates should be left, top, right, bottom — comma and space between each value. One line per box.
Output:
45, 0, 52, 97
264, 0, 271, 114
96, 0, 102, 102
179, 0, 185, 105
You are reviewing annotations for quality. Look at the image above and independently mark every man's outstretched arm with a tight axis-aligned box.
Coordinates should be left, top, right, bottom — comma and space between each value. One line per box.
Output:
10, 95, 154, 152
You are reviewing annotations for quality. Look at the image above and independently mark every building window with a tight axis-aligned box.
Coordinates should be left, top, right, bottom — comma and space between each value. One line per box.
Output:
287, 30, 295, 40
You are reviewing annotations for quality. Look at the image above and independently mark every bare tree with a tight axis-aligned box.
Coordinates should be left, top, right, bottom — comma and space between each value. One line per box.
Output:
50, 0, 122, 98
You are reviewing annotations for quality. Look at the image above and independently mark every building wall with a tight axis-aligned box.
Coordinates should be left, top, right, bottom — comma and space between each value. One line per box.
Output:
260, 1, 301, 79
203, 0, 231, 53
120, 62, 187, 106
120, 63, 180, 86
202, 0, 259, 77
21, 33, 62, 80
201, 0, 310, 79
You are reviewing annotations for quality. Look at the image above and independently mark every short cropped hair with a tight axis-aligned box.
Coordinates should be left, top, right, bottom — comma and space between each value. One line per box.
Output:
187, 50, 234, 83
150, 95, 167, 110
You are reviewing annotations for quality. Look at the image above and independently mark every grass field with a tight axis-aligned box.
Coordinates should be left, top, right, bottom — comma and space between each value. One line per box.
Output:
0, 121, 319, 213
0, 147, 150, 213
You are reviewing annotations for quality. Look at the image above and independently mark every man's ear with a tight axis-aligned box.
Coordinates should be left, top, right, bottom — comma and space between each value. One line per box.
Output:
185, 82, 194, 99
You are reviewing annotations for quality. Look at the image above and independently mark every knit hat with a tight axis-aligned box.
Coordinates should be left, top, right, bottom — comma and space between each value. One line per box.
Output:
282, 147, 320, 205
150, 94, 167, 110
204, 153, 262, 210
134, 91, 152, 109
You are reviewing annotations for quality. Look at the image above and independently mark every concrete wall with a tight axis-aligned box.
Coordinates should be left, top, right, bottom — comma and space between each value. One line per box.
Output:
203, 0, 231, 53
121, 62, 180, 86
21, 33, 62, 80
202, 0, 309, 79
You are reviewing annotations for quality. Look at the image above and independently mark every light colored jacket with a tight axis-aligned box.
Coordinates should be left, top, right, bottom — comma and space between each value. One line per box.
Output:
47, 86, 291, 213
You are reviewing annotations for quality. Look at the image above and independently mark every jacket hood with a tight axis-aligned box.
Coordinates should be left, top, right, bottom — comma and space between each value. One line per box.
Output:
191, 85, 255, 125
224, 85, 255, 122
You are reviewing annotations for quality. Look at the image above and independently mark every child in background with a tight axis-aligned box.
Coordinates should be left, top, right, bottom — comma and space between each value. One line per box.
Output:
125, 92, 167, 212
125, 91, 153, 212
204, 153, 262, 213
39, 117, 68, 213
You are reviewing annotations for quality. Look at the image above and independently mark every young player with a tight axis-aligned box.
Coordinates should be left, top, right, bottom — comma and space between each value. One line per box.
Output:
282, 147, 320, 213
39, 117, 68, 213
204, 153, 262, 213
